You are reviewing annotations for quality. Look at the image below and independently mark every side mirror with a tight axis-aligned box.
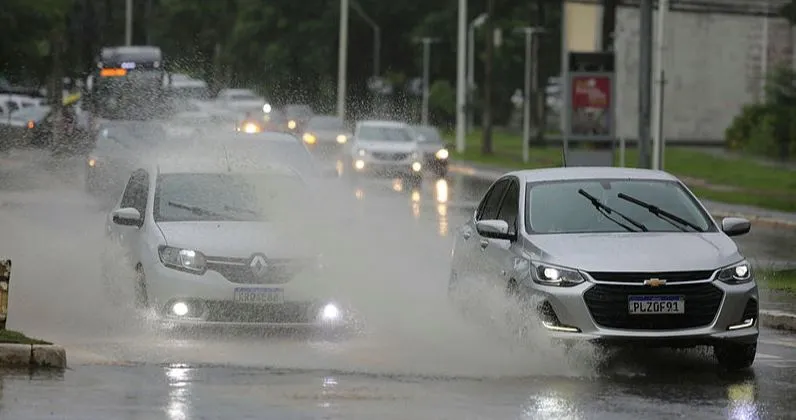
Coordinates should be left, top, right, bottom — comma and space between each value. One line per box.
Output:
476, 219, 515, 241
112, 207, 143, 227
721, 217, 751, 237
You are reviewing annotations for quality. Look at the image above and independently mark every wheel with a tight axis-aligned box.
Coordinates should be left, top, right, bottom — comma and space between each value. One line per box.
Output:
714, 342, 756, 371
134, 265, 149, 309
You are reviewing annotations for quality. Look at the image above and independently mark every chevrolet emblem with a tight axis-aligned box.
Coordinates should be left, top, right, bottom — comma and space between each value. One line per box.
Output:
643, 278, 667, 287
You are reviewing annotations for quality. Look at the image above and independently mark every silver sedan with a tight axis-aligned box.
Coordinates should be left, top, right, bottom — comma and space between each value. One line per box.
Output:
449, 167, 758, 371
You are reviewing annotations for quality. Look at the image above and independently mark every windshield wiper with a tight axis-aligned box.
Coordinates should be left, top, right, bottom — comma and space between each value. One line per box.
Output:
223, 204, 259, 215
578, 189, 648, 232
617, 193, 704, 232
167, 201, 225, 218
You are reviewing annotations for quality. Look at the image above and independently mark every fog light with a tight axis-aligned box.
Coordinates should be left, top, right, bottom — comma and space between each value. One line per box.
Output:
354, 160, 365, 170
411, 162, 422, 172
321, 303, 340, 320
541, 321, 580, 333
172, 302, 189, 317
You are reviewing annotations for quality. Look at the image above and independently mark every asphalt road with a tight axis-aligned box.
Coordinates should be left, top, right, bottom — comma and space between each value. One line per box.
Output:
1, 150, 795, 419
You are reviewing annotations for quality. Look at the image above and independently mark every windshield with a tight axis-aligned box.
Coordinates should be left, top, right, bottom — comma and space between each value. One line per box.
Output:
307, 116, 344, 130
153, 173, 307, 222
285, 105, 312, 118
230, 94, 260, 101
413, 126, 441, 143
357, 125, 414, 142
10, 106, 50, 121
525, 179, 715, 234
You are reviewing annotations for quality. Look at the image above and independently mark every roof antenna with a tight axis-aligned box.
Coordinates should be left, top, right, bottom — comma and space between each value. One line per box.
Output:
223, 147, 232, 172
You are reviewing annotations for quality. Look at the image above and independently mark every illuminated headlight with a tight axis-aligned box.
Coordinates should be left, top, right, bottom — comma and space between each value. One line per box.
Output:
321, 303, 341, 321
262, 103, 272, 113
336, 134, 347, 144
88, 157, 97, 167
357, 148, 366, 156
354, 159, 365, 170
243, 123, 259, 133
531, 262, 585, 287
158, 246, 207, 274
172, 302, 189, 316
288, 120, 297, 129
411, 162, 422, 172
303, 133, 317, 144
435, 148, 449, 160
716, 261, 752, 284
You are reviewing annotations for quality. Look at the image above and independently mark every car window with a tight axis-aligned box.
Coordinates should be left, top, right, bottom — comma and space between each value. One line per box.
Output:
526, 179, 715, 234
307, 117, 344, 130
477, 179, 510, 221
413, 126, 442, 143
497, 180, 520, 235
10, 106, 51, 122
357, 125, 414, 142
119, 170, 150, 216
5, 101, 18, 113
153, 173, 307, 222
231, 94, 259, 101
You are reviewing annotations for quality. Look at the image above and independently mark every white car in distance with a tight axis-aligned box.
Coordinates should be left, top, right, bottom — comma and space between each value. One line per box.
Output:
349, 120, 424, 181
215, 88, 271, 114
104, 156, 349, 331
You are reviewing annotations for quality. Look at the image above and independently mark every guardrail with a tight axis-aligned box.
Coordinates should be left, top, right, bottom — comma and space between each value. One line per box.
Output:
0, 259, 9, 330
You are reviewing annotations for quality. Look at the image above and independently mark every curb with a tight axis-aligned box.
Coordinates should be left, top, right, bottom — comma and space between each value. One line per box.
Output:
0, 343, 67, 368
760, 310, 796, 333
449, 162, 796, 230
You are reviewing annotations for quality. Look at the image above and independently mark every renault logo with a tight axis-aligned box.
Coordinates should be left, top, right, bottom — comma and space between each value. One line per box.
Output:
249, 254, 269, 278
643, 278, 667, 287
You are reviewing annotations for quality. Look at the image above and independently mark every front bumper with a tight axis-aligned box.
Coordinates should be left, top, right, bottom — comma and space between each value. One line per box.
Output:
532, 279, 759, 347
144, 260, 352, 328
350, 154, 423, 176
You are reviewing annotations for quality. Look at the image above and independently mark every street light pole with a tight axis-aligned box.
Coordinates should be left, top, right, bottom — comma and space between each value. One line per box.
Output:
517, 27, 544, 164
455, 0, 467, 153
125, 0, 133, 46
467, 14, 488, 134
337, 0, 349, 120
350, 0, 380, 78
651, 0, 669, 170
416, 37, 440, 126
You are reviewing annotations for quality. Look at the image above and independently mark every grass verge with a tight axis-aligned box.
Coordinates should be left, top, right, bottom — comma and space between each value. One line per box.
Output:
444, 129, 796, 212
0, 329, 51, 345
758, 269, 796, 293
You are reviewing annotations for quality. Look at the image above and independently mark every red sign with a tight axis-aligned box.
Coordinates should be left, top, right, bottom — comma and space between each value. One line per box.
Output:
571, 76, 611, 109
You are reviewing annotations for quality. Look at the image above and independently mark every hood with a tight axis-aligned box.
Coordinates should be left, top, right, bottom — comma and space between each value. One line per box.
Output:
156, 221, 316, 259
417, 142, 445, 153
355, 140, 417, 153
528, 232, 742, 272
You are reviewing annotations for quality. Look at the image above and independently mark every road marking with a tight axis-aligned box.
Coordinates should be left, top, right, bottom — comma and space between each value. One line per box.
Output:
756, 353, 781, 360
760, 339, 796, 349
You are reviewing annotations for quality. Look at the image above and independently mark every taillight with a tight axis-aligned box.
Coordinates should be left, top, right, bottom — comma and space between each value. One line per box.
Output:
27, 121, 34, 129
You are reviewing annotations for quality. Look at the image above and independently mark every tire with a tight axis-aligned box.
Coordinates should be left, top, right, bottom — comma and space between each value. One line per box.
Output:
134, 265, 149, 309
714, 342, 756, 371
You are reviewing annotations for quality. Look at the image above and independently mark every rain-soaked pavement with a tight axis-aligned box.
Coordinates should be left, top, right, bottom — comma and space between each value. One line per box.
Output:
1, 149, 796, 419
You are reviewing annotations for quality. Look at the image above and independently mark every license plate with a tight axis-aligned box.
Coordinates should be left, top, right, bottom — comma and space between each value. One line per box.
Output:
233, 287, 284, 304
628, 295, 684, 314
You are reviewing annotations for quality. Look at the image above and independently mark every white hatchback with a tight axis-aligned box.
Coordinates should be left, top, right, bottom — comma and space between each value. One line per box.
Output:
103, 157, 351, 330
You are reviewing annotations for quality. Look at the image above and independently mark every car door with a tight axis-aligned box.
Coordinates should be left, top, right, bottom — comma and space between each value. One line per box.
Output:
454, 178, 510, 284
108, 169, 150, 262
483, 177, 521, 290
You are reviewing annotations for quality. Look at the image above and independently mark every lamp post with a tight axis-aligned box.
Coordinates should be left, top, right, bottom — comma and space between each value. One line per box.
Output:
515, 27, 545, 164
416, 37, 440, 126
125, 0, 133, 46
651, 0, 669, 170
455, 0, 468, 153
336, 0, 349, 119
467, 13, 488, 133
351, 0, 381, 78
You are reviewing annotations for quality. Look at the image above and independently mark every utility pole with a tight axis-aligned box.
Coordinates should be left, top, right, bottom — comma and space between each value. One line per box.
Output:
416, 37, 440, 126
350, 1, 380, 78
468, 14, 489, 133
455, 0, 467, 153
651, 0, 669, 170
482, 0, 496, 155
337, 0, 349, 120
125, 0, 133, 46
516, 27, 545, 164
638, 0, 653, 169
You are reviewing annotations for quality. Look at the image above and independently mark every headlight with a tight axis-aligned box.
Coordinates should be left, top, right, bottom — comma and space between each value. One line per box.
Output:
158, 246, 207, 274
531, 262, 585, 287
357, 148, 366, 156
243, 122, 260, 133
435, 148, 449, 160
88, 157, 97, 167
288, 120, 297, 129
303, 133, 316, 144
262, 103, 271, 113
716, 261, 752, 284
336, 134, 347, 144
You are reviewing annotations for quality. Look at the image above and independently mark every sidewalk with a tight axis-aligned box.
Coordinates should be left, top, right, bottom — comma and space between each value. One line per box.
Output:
449, 159, 796, 333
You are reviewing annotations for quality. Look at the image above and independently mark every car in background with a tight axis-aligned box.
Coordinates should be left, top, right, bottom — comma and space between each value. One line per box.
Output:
411, 125, 449, 177
300, 115, 352, 159
216, 88, 271, 115
449, 167, 758, 371
283, 104, 314, 133
104, 156, 354, 333
0, 105, 53, 149
169, 74, 210, 101
0, 94, 45, 120
347, 120, 423, 182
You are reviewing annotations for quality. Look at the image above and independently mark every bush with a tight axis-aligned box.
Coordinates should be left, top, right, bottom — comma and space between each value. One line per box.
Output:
725, 103, 769, 151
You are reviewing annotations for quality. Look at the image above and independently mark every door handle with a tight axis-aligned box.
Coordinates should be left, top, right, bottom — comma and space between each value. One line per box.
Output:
463, 230, 472, 240
479, 239, 489, 250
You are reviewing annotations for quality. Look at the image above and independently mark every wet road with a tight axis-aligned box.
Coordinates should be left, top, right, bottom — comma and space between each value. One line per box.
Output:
1, 150, 796, 419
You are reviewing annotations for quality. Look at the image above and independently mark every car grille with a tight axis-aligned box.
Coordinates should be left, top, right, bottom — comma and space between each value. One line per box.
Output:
372, 152, 410, 161
205, 257, 309, 285
204, 301, 311, 323
587, 270, 715, 284
583, 283, 724, 330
